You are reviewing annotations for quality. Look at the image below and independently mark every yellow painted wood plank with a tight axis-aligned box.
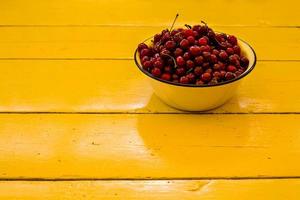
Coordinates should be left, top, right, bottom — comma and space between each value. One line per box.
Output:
0, 27, 298, 60
0, 179, 300, 200
0, 60, 299, 113
0, 0, 299, 26
0, 114, 300, 179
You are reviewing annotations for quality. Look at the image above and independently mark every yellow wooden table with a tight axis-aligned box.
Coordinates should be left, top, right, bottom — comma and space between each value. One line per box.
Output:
0, 0, 300, 199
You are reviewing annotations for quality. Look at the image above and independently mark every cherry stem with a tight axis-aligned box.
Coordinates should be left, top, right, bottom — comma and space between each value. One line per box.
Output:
186, 68, 194, 74
185, 24, 192, 29
201, 20, 207, 26
170, 13, 179, 31
161, 53, 178, 68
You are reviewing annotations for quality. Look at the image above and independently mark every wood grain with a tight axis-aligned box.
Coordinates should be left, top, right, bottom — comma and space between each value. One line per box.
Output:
0, 60, 299, 113
1, 179, 300, 200
0, 0, 299, 26
1, 114, 300, 179
0, 0, 299, 198
0, 27, 298, 60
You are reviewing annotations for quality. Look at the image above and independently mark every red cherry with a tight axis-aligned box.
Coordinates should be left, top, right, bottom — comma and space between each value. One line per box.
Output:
195, 56, 204, 65
172, 74, 179, 80
142, 61, 152, 70
183, 52, 191, 60
186, 60, 195, 69
219, 50, 228, 60
233, 54, 240, 60
209, 77, 218, 85
202, 51, 211, 59
199, 45, 206, 52
138, 43, 148, 52
140, 48, 151, 57
176, 67, 186, 76
220, 70, 226, 79
210, 54, 218, 63
151, 68, 161, 77
171, 29, 179, 36
228, 35, 237, 45
227, 65, 237, 72
161, 32, 171, 43
201, 72, 212, 82
212, 49, 219, 55
180, 76, 190, 84
161, 73, 171, 81
235, 70, 243, 77
160, 49, 171, 58
240, 56, 249, 67
226, 47, 234, 55
165, 40, 176, 50
187, 36, 195, 44
203, 45, 211, 52
205, 68, 212, 74
202, 62, 210, 69
141, 56, 149, 63
176, 56, 185, 66
192, 25, 201, 32
219, 33, 227, 40
193, 31, 199, 38
218, 61, 226, 70
154, 34, 161, 43
225, 42, 233, 48
213, 71, 221, 80
180, 39, 189, 49
153, 60, 163, 69
184, 29, 194, 37
189, 45, 201, 56
215, 33, 225, 42
233, 45, 241, 55
194, 66, 203, 76
173, 32, 184, 42
225, 72, 236, 80
174, 48, 184, 57
213, 63, 221, 71
186, 73, 196, 83
198, 37, 208, 46
196, 80, 205, 85
229, 55, 240, 65
164, 66, 172, 73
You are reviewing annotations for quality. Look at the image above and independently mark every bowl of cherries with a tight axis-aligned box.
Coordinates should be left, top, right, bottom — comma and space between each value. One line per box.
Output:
134, 16, 256, 111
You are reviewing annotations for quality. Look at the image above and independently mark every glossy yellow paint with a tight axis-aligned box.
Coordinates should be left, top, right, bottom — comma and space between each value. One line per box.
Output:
1, 179, 300, 200
1, 114, 300, 179
0, 27, 298, 60
0, 61, 299, 113
1, 0, 300, 198
0, 0, 299, 26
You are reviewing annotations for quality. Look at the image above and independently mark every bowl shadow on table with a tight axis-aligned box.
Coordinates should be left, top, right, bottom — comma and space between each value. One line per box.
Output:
143, 93, 245, 114
136, 99, 259, 177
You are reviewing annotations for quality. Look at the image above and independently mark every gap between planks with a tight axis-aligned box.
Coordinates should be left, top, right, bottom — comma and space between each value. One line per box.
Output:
0, 25, 298, 28
2, 176, 300, 182
0, 112, 300, 115
0, 58, 298, 62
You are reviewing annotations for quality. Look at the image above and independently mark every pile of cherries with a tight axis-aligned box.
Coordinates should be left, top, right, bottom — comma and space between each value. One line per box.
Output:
137, 21, 249, 85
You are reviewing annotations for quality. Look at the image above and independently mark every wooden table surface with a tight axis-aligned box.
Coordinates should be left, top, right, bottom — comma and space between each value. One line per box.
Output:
0, 0, 300, 199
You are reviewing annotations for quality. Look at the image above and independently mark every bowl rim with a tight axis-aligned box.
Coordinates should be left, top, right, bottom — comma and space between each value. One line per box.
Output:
134, 36, 257, 88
